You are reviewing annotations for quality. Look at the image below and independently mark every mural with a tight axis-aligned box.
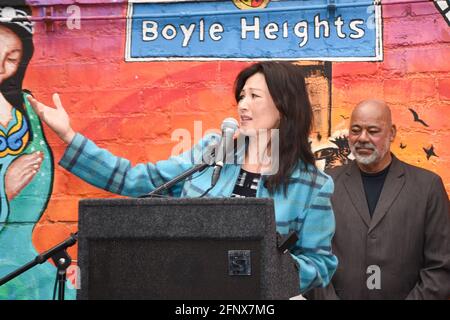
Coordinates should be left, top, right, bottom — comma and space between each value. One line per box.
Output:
232, 0, 271, 10
0, 0, 75, 299
0, 0, 448, 299
313, 130, 352, 171
433, 0, 450, 25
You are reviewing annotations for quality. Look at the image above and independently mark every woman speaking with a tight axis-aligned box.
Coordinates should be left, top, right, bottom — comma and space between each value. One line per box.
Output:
28, 61, 338, 294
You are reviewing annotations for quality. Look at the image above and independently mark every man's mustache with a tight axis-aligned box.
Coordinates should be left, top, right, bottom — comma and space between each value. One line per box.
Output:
353, 142, 376, 150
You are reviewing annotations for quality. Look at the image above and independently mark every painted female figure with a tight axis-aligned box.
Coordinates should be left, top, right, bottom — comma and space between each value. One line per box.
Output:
0, 1, 74, 299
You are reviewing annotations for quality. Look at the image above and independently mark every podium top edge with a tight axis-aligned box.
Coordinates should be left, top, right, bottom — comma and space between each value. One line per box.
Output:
79, 197, 275, 207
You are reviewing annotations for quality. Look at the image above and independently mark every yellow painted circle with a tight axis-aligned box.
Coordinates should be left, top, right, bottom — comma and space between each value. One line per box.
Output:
232, 0, 270, 10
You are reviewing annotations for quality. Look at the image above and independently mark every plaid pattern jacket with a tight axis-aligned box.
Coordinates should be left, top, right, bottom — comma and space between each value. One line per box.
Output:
60, 133, 338, 293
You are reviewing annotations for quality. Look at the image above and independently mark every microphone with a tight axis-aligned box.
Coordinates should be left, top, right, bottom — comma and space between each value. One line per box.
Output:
211, 118, 239, 188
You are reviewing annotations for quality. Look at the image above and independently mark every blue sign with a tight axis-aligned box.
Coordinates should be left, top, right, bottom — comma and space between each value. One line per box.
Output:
126, 0, 382, 61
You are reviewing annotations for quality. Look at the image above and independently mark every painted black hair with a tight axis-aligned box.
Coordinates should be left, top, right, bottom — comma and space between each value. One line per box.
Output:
0, 0, 34, 113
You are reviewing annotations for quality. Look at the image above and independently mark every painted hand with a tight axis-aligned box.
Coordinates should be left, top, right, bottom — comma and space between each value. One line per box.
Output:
5, 151, 43, 201
27, 93, 75, 144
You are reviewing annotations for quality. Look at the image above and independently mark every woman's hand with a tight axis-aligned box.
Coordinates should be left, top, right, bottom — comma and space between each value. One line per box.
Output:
27, 93, 75, 144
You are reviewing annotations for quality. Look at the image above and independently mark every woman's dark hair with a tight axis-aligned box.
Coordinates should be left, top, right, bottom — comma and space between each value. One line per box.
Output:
0, 0, 34, 113
234, 61, 316, 195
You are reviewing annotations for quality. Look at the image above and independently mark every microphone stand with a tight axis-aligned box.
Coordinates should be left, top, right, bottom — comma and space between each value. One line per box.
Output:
0, 232, 78, 300
139, 163, 211, 198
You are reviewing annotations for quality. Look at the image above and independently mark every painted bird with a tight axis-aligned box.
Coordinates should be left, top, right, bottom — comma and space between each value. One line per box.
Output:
423, 145, 438, 160
408, 108, 429, 127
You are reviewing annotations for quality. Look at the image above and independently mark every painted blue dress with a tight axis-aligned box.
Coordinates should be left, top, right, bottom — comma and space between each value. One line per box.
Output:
0, 93, 75, 300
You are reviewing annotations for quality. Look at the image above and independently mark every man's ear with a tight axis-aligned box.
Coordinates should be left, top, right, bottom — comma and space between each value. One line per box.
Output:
390, 124, 397, 141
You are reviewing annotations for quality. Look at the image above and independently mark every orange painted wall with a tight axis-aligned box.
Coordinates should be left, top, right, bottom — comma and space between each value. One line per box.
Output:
331, 0, 450, 194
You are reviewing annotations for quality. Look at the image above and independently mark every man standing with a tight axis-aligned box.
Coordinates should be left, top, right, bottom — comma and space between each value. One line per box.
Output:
308, 100, 450, 299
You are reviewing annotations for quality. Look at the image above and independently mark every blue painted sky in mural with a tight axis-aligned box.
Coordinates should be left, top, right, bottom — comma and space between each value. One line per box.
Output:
126, 0, 382, 61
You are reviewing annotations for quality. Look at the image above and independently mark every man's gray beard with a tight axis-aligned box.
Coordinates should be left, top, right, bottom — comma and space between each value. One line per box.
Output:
350, 141, 390, 166
353, 148, 379, 165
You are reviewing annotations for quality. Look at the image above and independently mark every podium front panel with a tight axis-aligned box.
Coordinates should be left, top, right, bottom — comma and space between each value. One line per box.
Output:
77, 198, 299, 299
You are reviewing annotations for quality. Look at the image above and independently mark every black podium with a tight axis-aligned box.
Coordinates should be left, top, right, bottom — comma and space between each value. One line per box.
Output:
77, 198, 299, 300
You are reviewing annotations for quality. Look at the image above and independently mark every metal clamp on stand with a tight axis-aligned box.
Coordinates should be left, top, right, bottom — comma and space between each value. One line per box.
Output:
0, 232, 78, 300
51, 249, 73, 300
